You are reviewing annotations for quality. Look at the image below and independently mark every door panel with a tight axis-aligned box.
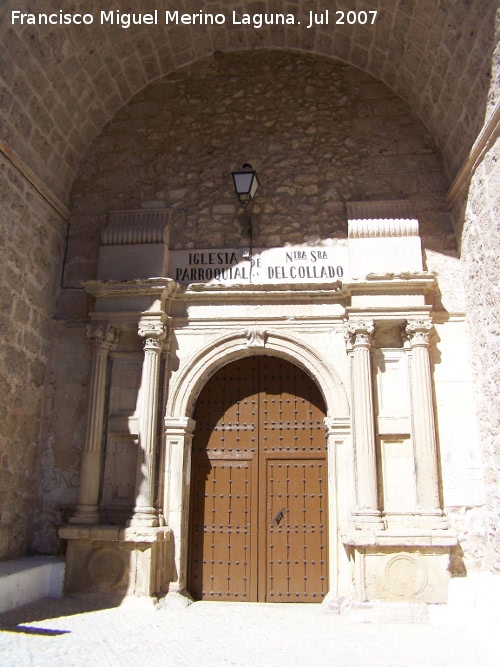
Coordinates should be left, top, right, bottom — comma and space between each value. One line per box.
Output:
189, 458, 255, 601
188, 356, 327, 602
264, 459, 328, 601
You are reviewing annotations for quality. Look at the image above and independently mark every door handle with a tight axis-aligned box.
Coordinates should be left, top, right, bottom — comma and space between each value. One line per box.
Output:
272, 507, 286, 527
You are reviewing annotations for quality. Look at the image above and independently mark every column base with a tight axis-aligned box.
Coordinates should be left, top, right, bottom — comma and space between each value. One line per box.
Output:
127, 508, 159, 528
351, 510, 384, 530
68, 505, 100, 525
383, 510, 449, 530
59, 524, 172, 599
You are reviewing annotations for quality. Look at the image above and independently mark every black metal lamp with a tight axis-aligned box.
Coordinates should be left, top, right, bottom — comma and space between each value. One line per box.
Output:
231, 163, 259, 210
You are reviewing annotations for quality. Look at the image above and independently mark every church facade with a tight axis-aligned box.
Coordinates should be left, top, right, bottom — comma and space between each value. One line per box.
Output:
0, 2, 499, 607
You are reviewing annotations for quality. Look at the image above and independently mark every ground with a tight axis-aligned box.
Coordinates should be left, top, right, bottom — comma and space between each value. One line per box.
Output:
0, 597, 497, 667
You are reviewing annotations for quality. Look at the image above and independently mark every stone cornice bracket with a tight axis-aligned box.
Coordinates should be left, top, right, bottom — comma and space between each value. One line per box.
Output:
405, 319, 433, 348
87, 323, 119, 350
345, 319, 375, 351
245, 327, 267, 348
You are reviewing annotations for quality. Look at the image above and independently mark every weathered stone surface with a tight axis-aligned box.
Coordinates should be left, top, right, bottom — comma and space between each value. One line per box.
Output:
66, 51, 455, 298
0, 1, 497, 201
0, 154, 66, 561
453, 136, 500, 572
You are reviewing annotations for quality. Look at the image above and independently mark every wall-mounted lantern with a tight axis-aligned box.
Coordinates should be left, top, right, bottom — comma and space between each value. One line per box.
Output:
231, 163, 259, 211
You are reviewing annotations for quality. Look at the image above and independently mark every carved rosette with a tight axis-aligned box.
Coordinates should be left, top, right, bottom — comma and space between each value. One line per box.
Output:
346, 319, 375, 349
405, 320, 433, 348
87, 324, 119, 351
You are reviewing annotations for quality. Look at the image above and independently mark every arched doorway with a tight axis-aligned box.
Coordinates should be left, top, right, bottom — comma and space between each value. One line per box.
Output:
188, 355, 328, 602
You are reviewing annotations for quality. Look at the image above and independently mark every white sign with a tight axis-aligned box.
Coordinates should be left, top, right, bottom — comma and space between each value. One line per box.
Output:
169, 246, 349, 285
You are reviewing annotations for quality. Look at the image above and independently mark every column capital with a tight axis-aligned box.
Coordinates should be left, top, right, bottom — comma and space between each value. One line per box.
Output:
345, 319, 375, 349
87, 323, 119, 350
138, 313, 169, 350
405, 319, 433, 347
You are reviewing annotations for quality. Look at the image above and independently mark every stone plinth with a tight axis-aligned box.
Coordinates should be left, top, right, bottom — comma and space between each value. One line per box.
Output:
343, 530, 457, 604
59, 525, 172, 598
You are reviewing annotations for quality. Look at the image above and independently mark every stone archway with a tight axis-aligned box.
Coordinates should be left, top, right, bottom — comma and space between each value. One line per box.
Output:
163, 329, 350, 598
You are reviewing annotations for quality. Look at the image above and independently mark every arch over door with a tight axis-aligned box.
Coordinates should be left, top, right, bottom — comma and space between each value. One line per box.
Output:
188, 356, 328, 602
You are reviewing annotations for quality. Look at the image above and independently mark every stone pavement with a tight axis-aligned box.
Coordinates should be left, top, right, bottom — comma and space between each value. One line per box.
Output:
0, 595, 497, 667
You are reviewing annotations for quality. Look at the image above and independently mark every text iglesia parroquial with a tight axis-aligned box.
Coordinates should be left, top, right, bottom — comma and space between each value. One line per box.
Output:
169, 246, 348, 285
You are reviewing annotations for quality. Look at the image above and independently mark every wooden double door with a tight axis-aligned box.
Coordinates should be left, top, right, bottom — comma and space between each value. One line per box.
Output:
188, 356, 328, 602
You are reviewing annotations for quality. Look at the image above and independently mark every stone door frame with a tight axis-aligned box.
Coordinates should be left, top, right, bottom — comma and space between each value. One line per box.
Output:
162, 329, 350, 600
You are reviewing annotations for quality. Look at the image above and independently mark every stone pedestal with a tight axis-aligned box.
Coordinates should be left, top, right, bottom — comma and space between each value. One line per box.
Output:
59, 525, 172, 598
343, 530, 457, 603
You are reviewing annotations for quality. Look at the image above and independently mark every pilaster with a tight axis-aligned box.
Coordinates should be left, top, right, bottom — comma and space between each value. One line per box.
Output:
163, 417, 196, 592
70, 324, 118, 525
323, 416, 350, 602
405, 319, 445, 524
346, 319, 382, 527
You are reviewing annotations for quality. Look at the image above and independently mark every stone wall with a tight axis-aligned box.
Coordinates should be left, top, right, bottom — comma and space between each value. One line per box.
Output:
0, 0, 497, 202
453, 137, 500, 572
0, 2, 498, 577
0, 152, 66, 561
66, 50, 456, 299
34, 50, 480, 557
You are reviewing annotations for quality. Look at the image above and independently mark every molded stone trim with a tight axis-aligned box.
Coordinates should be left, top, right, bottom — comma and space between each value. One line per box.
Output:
165, 329, 350, 422
448, 100, 500, 207
0, 139, 70, 221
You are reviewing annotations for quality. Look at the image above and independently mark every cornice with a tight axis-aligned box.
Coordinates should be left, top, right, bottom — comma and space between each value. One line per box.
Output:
346, 272, 437, 292
83, 277, 178, 299
82, 272, 438, 310
177, 281, 348, 302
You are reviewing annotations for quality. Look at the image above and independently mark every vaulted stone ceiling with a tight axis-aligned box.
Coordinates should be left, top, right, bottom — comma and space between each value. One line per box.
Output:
1, 0, 498, 202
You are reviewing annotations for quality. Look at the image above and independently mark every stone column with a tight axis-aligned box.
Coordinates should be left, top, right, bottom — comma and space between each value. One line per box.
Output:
163, 417, 196, 592
70, 324, 118, 525
129, 314, 168, 527
405, 319, 442, 515
347, 320, 381, 524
